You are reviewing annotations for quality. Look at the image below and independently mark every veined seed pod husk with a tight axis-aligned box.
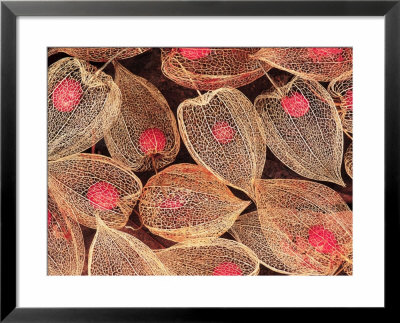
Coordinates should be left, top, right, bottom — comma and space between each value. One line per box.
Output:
88, 216, 169, 276
161, 48, 271, 90
48, 153, 142, 229
104, 61, 180, 172
254, 179, 353, 276
48, 47, 149, 62
178, 87, 267, 200
48, 193, 85, 276
252, 47, 353, 82
254, 76, 344, 186
139, 163, 251, 242
48, 57, 121, 161
344, 143, 353, 179
328, 71, 353, 139
155, 238, 260, 276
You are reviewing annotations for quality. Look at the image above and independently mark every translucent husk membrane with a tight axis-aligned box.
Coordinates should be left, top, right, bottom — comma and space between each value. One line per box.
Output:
88, 216, 169, 275
48, 193, 85, 276
328, 71, 353, 139
48, 47, 149, 62
344, 143, 353, 179
155, 238, 260, 276
104, 62, 180, 172
254, 179, 353, 275
48, 153, 142, 229
252, 47, 353, 82
48, 57, 121, 161
139, 163, 251, 242
178, 87, 266, 200
254, 76, 344, 186
161, 48, 271, 90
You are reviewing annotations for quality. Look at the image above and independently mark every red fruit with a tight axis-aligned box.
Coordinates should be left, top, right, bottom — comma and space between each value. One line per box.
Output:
87, 181, 120, 210
178, 48, 211, 60
343, 90, 353, 110
160, 198, 184, 209
212, 121, 235, 144
48, 210, 52, 227
308, 48, 344, 62
213, 262, 242, 276
139, 128, 167, 155
52, 78, 83, 112
308, 225, 339, 254
281, 92, 310, 117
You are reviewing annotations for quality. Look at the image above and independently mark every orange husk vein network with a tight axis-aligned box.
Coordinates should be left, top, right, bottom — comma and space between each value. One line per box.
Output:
139, 163, 251, 242
48, 57, 121, 161
104, 61, 180, 172
253, 179, 352, 275
178, 87, 267, 201
48, 153, 142, 229
161, 48, 271, 91
48, 193, 85, 276
254, 76, 345, 186
155, 238, 260, 276
48, 47, 150, 62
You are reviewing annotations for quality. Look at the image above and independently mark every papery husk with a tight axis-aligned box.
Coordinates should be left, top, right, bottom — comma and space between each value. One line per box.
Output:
252, 47, 352, 82
254, 179, 353, 276
48, 57, 121, 160
139, 163, 251, 242
104, 61, 180, 172
254, 76, 344, 186
88, 216, 169, 275
155, 238, 260, 276
328, 71, 353, 139
48, 47, 149, 62
48, 153, 142, 229
161, 48, 270, 90
48, 193, 85, 276
178, 87, 266, 200
344, 143, 353, 179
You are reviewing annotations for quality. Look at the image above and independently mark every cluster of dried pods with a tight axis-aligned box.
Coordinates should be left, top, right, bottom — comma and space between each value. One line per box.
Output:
47, 47, 353, 276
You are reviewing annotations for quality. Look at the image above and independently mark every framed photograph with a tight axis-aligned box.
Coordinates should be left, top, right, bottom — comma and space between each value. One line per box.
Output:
1, 0, 398, 321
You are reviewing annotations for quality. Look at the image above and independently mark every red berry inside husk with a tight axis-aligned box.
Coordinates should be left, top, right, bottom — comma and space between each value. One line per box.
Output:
139, 128, 167, 155
343, 90, 353, 110
48, 210, 52, 227
213, 262, 242, 276
178, 48, 211, 60
281, 92, 310, 117
160, 198, 184, 209
307, 47, 344, 62
87, 181, 120, 210
52, 78, 83, 112
212, 121, 235, 144
308, 225, 339, 254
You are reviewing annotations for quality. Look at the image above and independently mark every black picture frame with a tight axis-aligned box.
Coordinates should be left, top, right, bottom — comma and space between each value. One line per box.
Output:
1, 0, 399, 321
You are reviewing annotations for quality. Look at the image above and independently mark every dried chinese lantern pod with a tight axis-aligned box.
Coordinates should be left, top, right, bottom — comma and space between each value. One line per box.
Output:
344, 143, 353, 179
155, 238, 260, 276
161, 48, 271, 90
48, 57, 121, 161
48, 193, 85, 276
254, 179, 353, 275
328, 71, 353, 138
48, 47, 149, 62
88, 216, 169, 275
48, 153, 142, 229
229, 211, 292, 274
178, 88, 266, 200
254, 76, 344, 186
104, 62, 180, 172
252, 47, 352, 82
139, 163, 251, 242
